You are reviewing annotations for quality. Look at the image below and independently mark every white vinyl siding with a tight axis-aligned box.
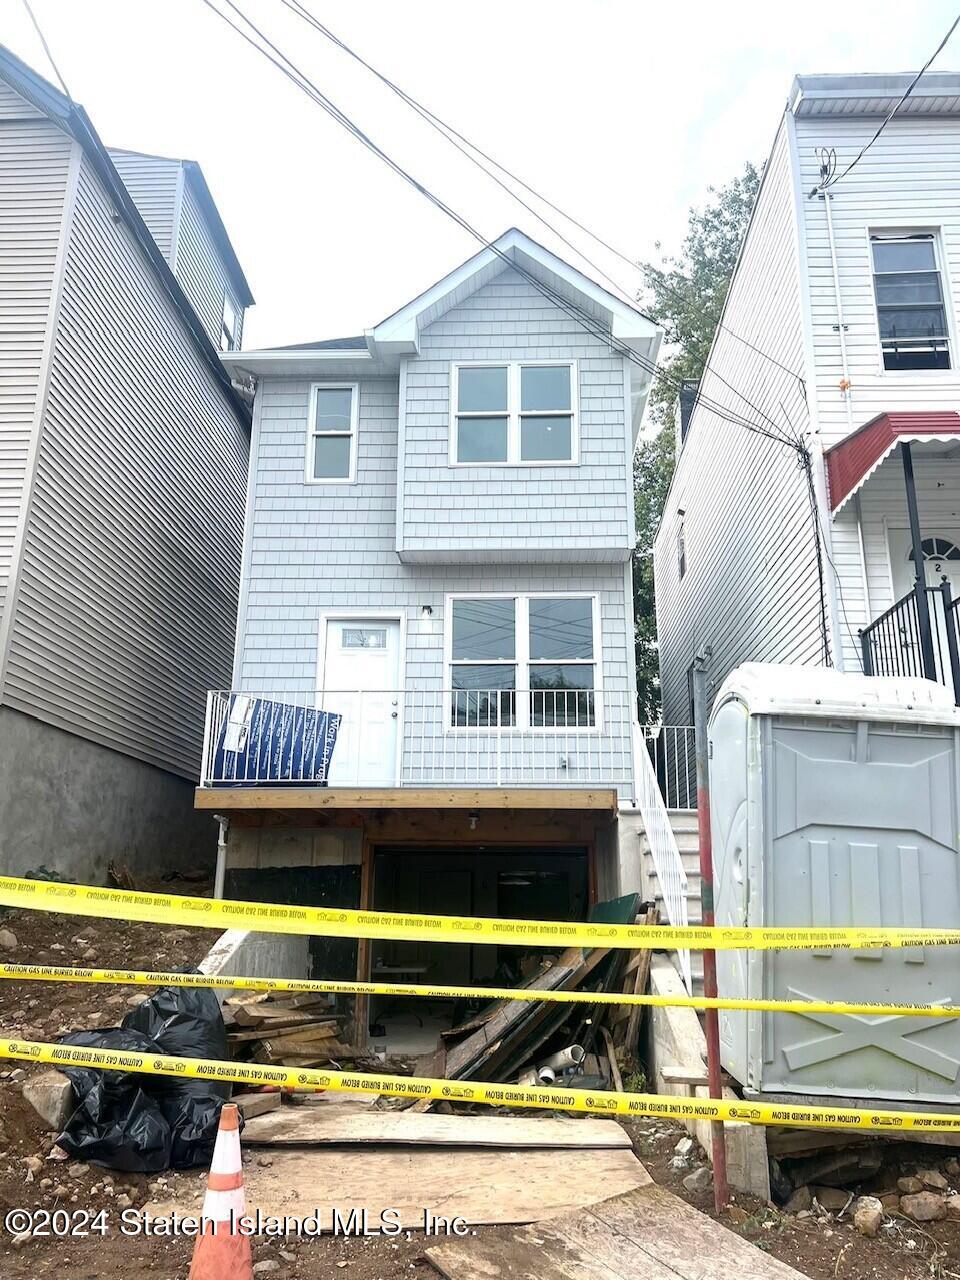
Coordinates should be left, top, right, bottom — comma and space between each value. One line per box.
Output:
0, 151, 248, 778
795, 114, 960, 448
0, 112, 72, 625
654, 120, 824, 725
174, 176, 245, 352
107, 150, 180, 266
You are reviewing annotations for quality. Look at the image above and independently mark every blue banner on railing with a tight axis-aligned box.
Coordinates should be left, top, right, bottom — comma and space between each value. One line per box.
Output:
212, 695, 341, 786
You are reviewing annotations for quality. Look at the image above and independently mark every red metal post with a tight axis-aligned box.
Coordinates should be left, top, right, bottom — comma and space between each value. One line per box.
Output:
692, 652, 729, 1212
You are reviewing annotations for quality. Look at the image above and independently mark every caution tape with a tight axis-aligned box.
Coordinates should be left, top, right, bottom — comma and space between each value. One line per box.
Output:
3, 1036, 960, 1132
2, 875, 960, 951
2, 962, 960, 1022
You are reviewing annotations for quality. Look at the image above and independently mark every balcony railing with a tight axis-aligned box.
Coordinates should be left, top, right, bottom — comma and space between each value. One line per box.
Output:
860, 579, 960, 704
200, 688, 638, 791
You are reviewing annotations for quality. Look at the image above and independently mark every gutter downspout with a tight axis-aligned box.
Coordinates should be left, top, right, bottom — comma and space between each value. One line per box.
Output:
821, 190, 854, 434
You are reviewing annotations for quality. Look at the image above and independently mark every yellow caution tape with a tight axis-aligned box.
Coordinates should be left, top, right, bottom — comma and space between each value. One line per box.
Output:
2, 962, 960, 1022
2, 876, 960, 951
3, 1037, 960, 1132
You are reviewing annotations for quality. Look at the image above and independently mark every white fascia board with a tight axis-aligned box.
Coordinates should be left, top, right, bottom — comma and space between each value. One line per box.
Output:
371, 227, 663, 354
220, 348, 385, 379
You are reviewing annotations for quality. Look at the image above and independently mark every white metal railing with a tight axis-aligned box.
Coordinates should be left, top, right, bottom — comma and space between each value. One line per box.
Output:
640, 725, 697, 810
634, 724, 692, 992
201, 688, 636, 792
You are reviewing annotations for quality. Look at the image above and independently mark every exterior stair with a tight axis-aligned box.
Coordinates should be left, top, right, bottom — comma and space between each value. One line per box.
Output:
638, 808, 704, 995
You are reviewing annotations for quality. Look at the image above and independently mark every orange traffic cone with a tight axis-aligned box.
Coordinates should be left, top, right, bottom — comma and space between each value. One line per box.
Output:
188, 1104, 252, 1280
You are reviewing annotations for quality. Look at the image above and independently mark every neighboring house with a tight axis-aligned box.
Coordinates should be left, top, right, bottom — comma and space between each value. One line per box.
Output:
0, 47, 253, 878
655, 72, 960, 725
201, 228, 665, 1042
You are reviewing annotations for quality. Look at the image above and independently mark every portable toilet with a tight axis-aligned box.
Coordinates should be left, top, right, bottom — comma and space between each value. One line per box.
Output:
710, 663, 960, 1105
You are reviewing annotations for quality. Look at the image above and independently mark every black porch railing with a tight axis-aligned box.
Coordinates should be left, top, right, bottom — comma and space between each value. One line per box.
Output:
860, 579, 960, 705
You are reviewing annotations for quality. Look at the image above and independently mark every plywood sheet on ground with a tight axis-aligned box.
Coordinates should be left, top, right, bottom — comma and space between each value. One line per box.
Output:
145, 1148, 650, 1229
240, 1108, 631, 1149
427, 1182, 806, 1280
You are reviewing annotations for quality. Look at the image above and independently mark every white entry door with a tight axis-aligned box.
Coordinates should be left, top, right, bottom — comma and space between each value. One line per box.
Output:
889, 529, 960, 599
321, 619, 402, 786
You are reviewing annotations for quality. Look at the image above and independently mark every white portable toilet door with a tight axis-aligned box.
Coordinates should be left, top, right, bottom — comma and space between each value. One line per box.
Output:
321, 618, 401, 785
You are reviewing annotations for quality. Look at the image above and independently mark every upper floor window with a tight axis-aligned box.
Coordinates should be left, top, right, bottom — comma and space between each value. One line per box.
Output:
871, 233, 951, 371
308, 384, 358, 482
452, 362, 578, 465
677, 516, 687, 579
221, 295, 239, 352
448, 593, 598, 729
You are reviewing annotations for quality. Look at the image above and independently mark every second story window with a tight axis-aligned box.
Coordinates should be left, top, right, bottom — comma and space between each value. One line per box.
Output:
871, 233, 951, 371
677, 516, 686, 579
452, 362, 577, 464
221, 295, 239, 352
308, 384, 358, 482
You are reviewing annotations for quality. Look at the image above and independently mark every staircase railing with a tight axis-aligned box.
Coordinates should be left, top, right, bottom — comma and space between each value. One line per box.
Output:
633, 724, 692, 992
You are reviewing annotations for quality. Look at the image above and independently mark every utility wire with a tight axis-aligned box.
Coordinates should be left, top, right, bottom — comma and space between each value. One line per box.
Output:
279, 0, 808, 398
201, 0, 799, 451
20, 0, 72, 99
820, 10, 960, 189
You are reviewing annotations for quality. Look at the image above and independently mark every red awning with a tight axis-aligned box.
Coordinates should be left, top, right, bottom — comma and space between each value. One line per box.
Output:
824, 411, 960, 513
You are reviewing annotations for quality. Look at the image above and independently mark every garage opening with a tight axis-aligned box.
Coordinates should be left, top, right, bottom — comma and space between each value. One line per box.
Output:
367, 845, 590, 1056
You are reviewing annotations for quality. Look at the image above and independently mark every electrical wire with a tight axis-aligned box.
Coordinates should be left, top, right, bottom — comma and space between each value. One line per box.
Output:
20, 0, 72, 99
200, 0, 800, 452
279, 0, 807, 397
819, 11, 960, 189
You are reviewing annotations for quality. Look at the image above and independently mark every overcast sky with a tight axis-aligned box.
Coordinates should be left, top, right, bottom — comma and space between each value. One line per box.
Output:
6, 0, 960, 348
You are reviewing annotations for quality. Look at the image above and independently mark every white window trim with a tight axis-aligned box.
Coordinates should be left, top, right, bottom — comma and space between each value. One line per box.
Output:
306, 382, 359, 485
443, 591, 602, 732
221, 293, 238, 352
866, 227, 956, 378
449, 359, 580, 466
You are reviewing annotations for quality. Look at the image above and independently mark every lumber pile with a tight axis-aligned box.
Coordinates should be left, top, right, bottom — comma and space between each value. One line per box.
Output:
417, 895, 658, 1096
224, 991, 357, 1066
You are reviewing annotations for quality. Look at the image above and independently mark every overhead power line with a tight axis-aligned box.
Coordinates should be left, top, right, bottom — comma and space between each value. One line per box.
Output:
200, 0, 799, 450
820, 10, 960, 189
279, 0, 807, 399
20, 0, 72, 99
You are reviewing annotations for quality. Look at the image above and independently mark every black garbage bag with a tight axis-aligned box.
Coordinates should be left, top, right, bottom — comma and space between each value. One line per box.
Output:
123, 984, 231, 1168
56, 1028, 172, 1172
57, 977, 232, 1172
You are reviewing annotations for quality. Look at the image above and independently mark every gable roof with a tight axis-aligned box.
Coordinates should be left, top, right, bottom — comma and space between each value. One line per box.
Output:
224, 229, 662, 436
0, 44, 250, 425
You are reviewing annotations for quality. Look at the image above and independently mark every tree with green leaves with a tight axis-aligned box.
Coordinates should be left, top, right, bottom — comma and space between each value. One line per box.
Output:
633, 162, 761, 720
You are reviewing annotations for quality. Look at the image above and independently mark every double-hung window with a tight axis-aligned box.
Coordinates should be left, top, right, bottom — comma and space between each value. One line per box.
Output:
871, 233, 951, 371
449, 593, 598, 729
452, 362, 577, 464
308, 384, 358, 482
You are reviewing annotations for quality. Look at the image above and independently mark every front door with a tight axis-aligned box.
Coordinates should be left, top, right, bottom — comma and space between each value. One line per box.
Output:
889, 529, 960, 599
321, 618, 401, 786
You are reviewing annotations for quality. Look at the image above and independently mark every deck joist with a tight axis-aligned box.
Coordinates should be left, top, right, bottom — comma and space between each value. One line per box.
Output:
195, 786, 619, 813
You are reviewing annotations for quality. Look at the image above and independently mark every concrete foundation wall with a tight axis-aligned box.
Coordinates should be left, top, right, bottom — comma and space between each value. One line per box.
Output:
0, 707, 216, 881
200, 928, 310, 1004
616, 810, 645, 900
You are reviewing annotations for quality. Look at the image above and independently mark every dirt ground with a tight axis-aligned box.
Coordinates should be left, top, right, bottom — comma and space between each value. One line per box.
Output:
3, 900, 960, 1279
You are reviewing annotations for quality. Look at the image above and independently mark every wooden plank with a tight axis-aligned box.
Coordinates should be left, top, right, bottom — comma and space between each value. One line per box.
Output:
427, 1231, 624, 1280
240, 1108, 632, 1149
233, 1091, 281, 1119
145, 1147, 650, 1229
195, 787, 619, 812
427, 1183, 807, 1280
619, 906, 657, 1059
601, 1027, 624, 1092
589, 1184, 806, 1280
354, 832, 374, 1048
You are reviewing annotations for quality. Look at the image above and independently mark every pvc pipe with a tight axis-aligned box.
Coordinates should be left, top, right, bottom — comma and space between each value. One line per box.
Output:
537, 1067, 557, 1085
537, 1045, 585, 1074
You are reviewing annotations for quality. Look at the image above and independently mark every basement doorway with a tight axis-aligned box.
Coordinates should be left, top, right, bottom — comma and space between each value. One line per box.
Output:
368, 845, 589, 1057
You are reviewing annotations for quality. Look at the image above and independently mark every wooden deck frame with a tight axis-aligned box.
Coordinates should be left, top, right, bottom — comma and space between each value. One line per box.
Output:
196, 786, 619, 813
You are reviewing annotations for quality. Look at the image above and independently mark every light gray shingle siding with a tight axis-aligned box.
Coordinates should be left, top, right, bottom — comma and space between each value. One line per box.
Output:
236, 373, 637, 796
398, 268, 632, 562
1, 149, 248, 778
0, 110, 72, 624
